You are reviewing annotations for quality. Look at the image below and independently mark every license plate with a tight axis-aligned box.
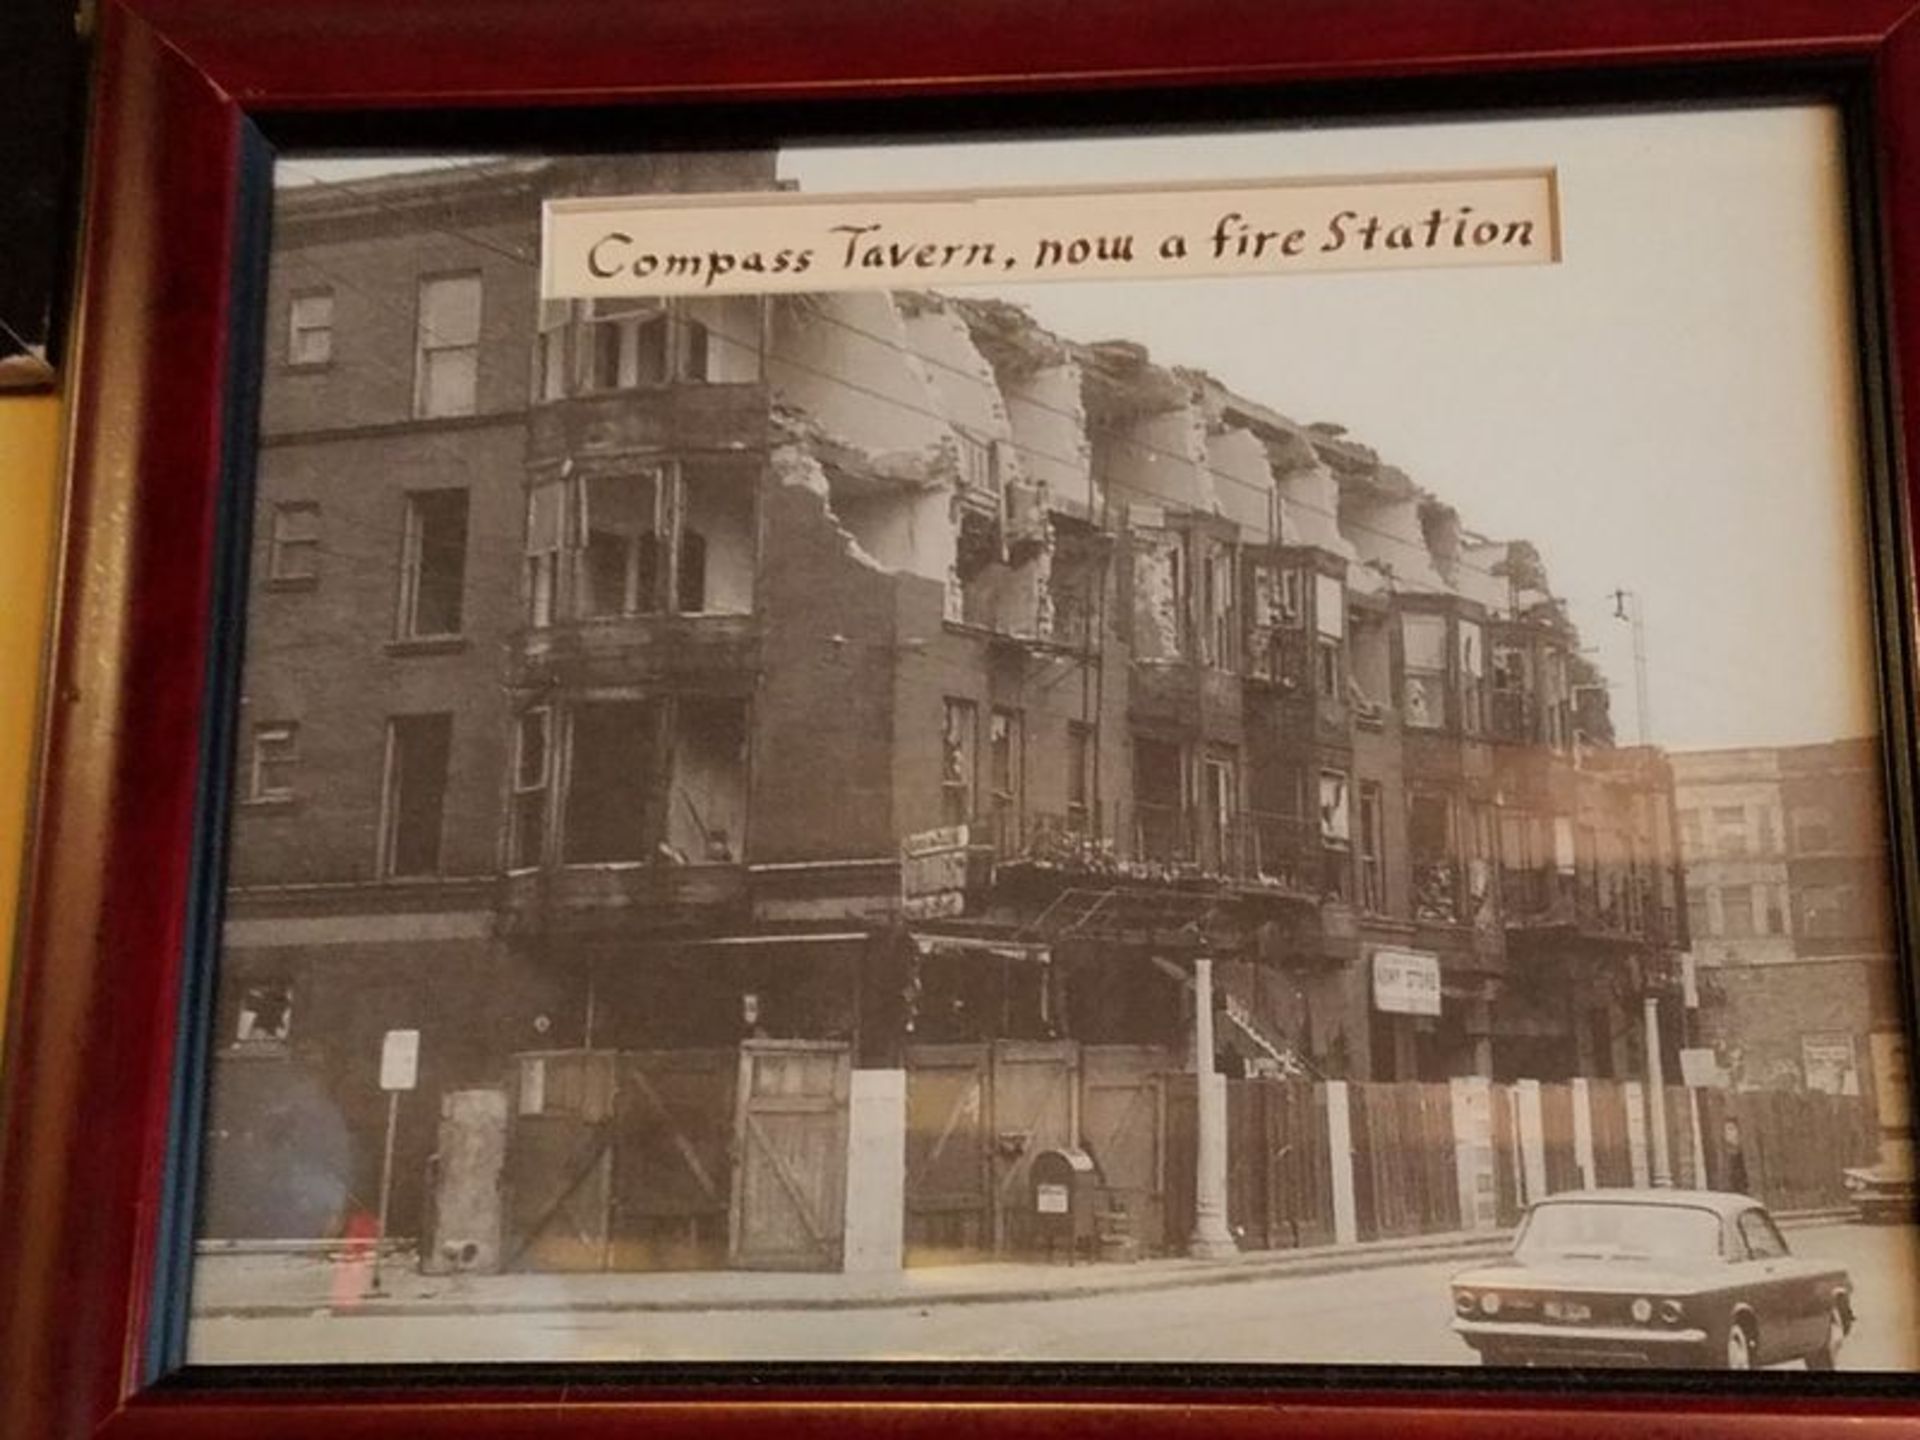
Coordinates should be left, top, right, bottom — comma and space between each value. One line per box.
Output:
1544, 1299, 1592, 1322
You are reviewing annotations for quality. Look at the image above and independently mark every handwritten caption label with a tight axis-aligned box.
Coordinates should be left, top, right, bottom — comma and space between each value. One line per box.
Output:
542, 170, 1557, 300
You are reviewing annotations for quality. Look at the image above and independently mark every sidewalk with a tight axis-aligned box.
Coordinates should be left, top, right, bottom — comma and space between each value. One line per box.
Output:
190, 1208, 1856, 1321
193, 1227, 1510, 1319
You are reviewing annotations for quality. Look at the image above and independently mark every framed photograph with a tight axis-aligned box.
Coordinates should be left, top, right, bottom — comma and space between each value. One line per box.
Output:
4, 0, 1920, 1435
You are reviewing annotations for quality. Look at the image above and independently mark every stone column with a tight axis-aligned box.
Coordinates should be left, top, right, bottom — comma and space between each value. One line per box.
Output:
1188, 955, 1238, 1259
1645, 994, 1673, 1187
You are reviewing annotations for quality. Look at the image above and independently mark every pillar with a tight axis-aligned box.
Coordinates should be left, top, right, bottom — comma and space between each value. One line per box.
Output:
1623, 1079, 1651, 1187
1450, 1076, 1498, 1230
842, 1068, 906, 1273
1326, 1079, 1359, 1245
1188, 956, 1237, 1259
1571, 1076, 1597, 1189
1645, 995, 1673, 1187
1516, 1078, 1548, 1204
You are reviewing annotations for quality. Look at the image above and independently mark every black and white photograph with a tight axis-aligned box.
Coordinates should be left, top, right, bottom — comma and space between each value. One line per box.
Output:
184, 102, 1920, 1373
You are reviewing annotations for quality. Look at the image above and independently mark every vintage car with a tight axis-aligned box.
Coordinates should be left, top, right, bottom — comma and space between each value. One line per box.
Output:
1451, 1190, 1853, 1369
1843, 1137, 1915, 1223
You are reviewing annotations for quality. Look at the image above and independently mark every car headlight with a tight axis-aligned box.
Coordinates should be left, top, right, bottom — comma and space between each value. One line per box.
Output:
1630, 1297, 1654, 1324
1480, 1292, 1503, 1317
1454, 1290, 1477, 1317
1658, 1299, 1685, 1326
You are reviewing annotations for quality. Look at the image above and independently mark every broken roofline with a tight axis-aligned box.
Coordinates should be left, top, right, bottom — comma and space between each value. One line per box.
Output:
903, 288, 1570, 613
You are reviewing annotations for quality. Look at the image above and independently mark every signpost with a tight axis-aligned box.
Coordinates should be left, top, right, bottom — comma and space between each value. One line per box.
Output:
901, 824, 970, 921
373, 1028, 420, 1293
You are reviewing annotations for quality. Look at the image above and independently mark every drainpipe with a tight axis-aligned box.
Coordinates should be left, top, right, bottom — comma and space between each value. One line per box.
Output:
1189, 954, 1238, 1258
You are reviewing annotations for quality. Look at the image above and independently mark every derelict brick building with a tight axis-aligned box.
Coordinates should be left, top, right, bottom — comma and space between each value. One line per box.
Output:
204, 155, 1687, 1267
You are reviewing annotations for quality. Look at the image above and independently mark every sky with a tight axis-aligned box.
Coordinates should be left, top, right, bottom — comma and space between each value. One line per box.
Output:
282, 104, 1882, 752
777, 106, 1879, 753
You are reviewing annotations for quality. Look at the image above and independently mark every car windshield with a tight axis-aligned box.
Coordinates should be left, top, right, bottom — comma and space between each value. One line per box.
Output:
1515, 1202, 1722, 1261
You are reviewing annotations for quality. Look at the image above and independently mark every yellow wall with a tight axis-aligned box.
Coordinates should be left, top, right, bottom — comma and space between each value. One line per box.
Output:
0, 393, 62, 1056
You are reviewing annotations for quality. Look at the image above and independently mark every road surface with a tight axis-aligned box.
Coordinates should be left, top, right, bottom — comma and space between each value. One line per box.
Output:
188, 1221, 1920, 1370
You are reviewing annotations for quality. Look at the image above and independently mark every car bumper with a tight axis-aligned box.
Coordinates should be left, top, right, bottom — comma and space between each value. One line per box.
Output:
1453, 1318, 1711, 1367
1849, 1188, 1915, 1222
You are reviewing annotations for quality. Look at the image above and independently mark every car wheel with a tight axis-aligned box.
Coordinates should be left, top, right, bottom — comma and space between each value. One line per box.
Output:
1724, 1318, 1755, 1370
1807, 1303, 1847, 1371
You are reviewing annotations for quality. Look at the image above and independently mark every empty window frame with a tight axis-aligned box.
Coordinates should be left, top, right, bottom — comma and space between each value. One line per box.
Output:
533, 298, 570, 403
1066, 721, 1096, 834
1490, 641, 1532, 741
1314, 573, 1346, 702
397, 489, 470, 639
1409, 791, 1458, 922
414, 272, 482, 418
268, 501, 320, 583
234, 981, 293, 1045
1132, 736, 1186, 863
247, 722, 298, 803
582, 299, 669, 392
1201, 541, 1237, 670
564, 699, 660, 865
1318, 769, 1351, 846
988, 708, 1023, 849
573, 463, 756, 619
509, 707, 551, 870
1458, 619, 1486, 735
380, 713, 453, 878
525, 480, 566, 628
1358, 781, 1386, 914
1203, 748, 1238, 871
579, 470, 665, 618
941, 699, 979, 828
1401, 612, 1448, 730
287, 289, 333, 367
667, 697, 748, 864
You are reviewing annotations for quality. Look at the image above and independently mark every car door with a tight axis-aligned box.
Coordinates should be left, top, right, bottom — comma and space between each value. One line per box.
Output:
1735, 1206, 1817, 1361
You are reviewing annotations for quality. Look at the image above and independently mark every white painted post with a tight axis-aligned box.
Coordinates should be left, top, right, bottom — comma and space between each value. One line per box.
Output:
1645, 995, 1673, 1187
1326, 1079, 1359, 1246
1450, 1076, 1497, 1230
842, 1068, 906, 1273
1516, 1078, 1548, 1202
1571, 1077, 1597, 1189
1188, 957, 1237, 1259
1623, 1079, 1651, 1188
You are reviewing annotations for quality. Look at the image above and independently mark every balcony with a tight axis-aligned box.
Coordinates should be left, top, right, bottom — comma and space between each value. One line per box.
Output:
499, 860, 749, 939
1501, 866, 1678, 947
990, 805, 1323, 901
526, 382, 770, 466
512, 612, 761, 690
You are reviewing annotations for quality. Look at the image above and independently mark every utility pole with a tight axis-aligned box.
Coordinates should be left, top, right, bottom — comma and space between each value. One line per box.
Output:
1614, 588, 1675, 1185
1611, 588, 1651, 747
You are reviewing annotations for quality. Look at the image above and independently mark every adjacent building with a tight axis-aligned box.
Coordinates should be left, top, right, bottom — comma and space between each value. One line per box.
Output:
205, 155, 1687, 1265
1673, 740, 1904, 1111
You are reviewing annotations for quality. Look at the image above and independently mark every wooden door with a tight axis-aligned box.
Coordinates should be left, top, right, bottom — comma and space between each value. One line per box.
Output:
610, 1049, 735, 1270
904, 1043, 991, 1263
729, 1041, 850, 1271
1081, 1045, 1167, 1251
990, 1040, 1078, 1254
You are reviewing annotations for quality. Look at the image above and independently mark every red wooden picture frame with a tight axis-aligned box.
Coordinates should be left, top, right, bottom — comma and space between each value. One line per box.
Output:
5, 1, 1920, 1436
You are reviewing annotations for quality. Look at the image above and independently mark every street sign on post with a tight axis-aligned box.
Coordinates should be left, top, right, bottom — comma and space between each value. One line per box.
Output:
901, 824, 969, 921
372, 1027, 420, 1293
380, 1028, 421, 1091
